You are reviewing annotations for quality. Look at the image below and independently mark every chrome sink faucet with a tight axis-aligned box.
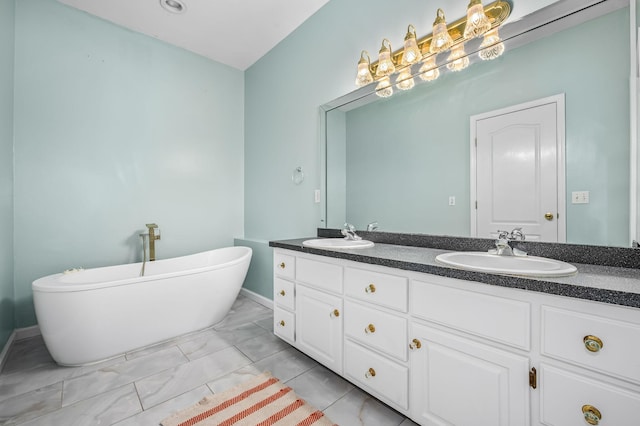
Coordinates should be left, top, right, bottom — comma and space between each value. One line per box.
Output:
491, 228, 526, 256
341, 223, 362, 241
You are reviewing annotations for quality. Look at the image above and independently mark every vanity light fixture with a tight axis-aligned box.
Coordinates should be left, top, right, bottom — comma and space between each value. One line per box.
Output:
430, 9, 454, 55
401, 25, 422, 65
463, 0, 492, 39
375, 39, 396, 77
355, 51, 374, 87
160, 0, 187, 14
355, 0, 511, 98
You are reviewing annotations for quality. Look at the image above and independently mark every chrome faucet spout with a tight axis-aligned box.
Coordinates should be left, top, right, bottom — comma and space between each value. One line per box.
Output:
490, 228, 526, 256
341, 223, 362, 241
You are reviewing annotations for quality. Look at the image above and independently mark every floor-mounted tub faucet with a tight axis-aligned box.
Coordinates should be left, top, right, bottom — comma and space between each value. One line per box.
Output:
146, 223, 161, 261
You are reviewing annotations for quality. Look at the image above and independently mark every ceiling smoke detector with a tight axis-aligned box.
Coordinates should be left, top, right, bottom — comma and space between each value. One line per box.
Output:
160, 0, 186, 14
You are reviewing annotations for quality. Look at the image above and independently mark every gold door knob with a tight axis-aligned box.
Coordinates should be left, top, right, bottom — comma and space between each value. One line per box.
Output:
365, 284, 376, 293
279, 320, 285, 327
582, 405, 602, 425
544, 212, 554, 221
279, 290, 285, 296
365, 367, 376, 378
409, 338, 422, 350
365, 324, 376, 334
279, 262, 286, 269
330, 309, 340, 318
583, 335, 603, 352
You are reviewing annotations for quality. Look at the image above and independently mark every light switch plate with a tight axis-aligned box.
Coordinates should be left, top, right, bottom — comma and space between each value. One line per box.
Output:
572, 191, 589, 204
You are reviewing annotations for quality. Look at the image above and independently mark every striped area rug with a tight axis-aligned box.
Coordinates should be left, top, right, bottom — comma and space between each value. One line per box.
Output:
160, 372, 338, 426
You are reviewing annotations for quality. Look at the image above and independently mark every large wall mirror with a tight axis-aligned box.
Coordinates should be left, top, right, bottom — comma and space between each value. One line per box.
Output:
322, 0, 636, 248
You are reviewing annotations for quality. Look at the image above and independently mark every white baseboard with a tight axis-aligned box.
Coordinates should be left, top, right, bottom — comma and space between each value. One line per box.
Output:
0, 330, 16, 373
240, 288, 273, 310
16, 325, 41, 339
0, 325, 42, 372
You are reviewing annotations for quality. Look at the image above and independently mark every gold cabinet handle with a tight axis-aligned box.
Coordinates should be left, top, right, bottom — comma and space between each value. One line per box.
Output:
365, 324, 376, 334
279, 320, 285, 327
330, 309, 340, 318
582, 405, 602, 425
279, 262, 286, 269
583, 335, 603, 353
409, 338, 422, 350
544, 212, 554, 221
365, 367, 376, 378
365, 284, 376, 293
279, 290, 286, 296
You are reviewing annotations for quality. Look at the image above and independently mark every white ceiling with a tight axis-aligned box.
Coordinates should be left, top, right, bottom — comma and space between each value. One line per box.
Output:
56, 0, 566, 71
57, 0, 331, 70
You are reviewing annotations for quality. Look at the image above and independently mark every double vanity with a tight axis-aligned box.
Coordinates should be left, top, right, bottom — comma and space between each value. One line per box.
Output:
269, 232, 640, 426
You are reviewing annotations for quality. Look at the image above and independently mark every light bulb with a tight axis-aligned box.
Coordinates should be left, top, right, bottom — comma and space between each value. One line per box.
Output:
446, 44, 469, 72
375, 77, 393, 98
375, 39, 396, 78
418, 56, 440, 82
430, 9, 453, 55
463, 0, 491, 39
478, 28, 505, 60
355, 50, 374, 87
402, 25, 422, 65
396, 68, 415, 91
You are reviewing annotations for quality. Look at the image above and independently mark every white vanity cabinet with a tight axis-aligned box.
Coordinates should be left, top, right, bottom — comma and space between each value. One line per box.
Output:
271, 248, 640, 426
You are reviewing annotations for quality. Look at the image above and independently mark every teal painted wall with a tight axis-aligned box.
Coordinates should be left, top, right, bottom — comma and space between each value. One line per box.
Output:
12, 0, 245, 327
0, 0, 15, 350
343, 8, 629, 247
243, 0, 438, 297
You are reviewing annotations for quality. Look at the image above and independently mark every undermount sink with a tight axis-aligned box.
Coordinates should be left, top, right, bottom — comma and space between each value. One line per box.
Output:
302, 238, 375, 249
435, 251, 577, 277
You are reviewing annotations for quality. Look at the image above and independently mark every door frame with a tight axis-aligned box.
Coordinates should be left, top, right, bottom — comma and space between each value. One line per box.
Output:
470, 94, 566, 242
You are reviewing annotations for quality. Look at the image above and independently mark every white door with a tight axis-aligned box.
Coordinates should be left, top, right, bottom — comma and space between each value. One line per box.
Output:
295, 285, 343, 373
409, 322, 530, 426
471, 95, 565, 242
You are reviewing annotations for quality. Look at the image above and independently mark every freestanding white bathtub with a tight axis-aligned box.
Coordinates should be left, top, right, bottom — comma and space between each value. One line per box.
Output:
32, 246, 252, 366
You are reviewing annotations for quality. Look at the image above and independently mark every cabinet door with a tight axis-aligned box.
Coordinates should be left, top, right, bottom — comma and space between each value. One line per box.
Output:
296, 285, 343, 373
410, 322, 530, 426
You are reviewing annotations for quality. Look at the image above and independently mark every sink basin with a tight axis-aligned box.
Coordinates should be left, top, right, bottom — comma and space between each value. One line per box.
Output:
302, 238, 375, 249
435, 252, 577, 277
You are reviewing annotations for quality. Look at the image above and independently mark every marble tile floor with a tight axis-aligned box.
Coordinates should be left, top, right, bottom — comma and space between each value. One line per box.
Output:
0, 295, 418, 426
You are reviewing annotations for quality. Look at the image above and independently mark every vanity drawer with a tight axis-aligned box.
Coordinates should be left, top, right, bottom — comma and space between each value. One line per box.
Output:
540, 363, 640, 426
344, 300, 408, 361
274, 252, 295, 280
274, 307, 295, 344
274, 277, 295, 310
296, 257, 343, 294
344, 267, 408, 312
411, 277, 530, 350
344, 340, 409, 411
541, 306, 640, 383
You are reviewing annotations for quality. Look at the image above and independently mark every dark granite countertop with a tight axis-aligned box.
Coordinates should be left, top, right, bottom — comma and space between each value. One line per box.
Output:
269, 237, 640, 309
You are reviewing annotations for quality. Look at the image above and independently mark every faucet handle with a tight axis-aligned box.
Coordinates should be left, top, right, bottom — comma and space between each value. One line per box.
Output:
496, 230, 510, 240
510, 228, 525, 241
343, 222, 356, 232
367, 222, 379, 232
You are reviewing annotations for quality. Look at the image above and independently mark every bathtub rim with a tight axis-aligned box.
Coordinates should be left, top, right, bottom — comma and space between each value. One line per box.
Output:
32, 246, 252, 293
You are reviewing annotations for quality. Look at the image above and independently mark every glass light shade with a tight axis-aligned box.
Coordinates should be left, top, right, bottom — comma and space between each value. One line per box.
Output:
446, 44, 469, 72
463, 0, 491, 39
429, 9, 453, 54
375, 77, 393, 98
395, 68, 415, 91
402, 25, 422, 65
375, 39, 396, 77
478, 28, 505, 60
418, 56, 440, 82
355, 50, 374, 87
